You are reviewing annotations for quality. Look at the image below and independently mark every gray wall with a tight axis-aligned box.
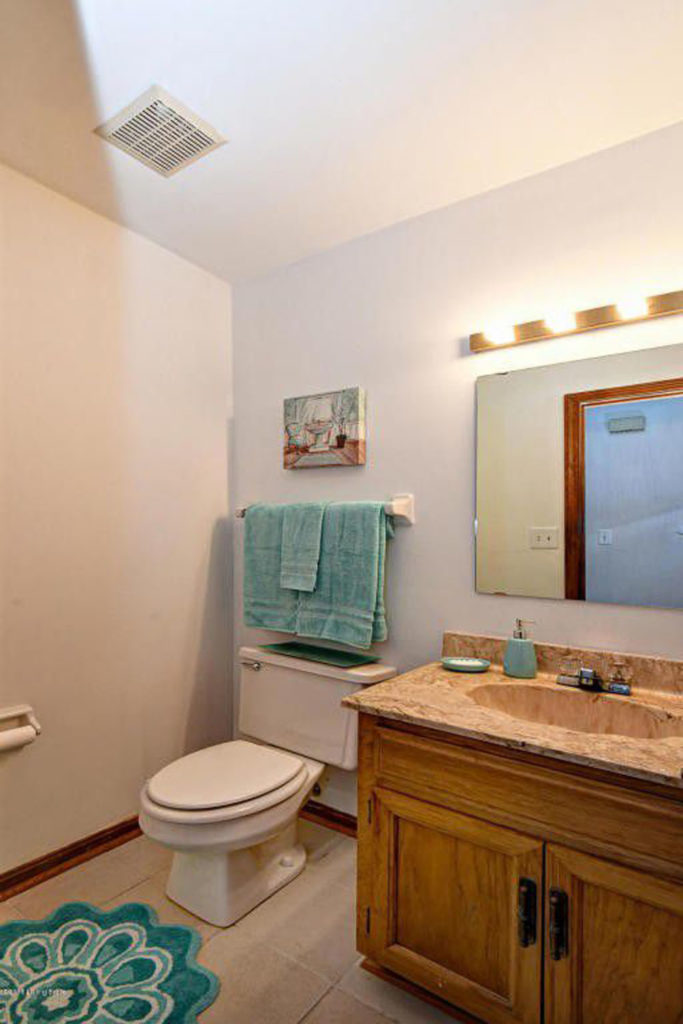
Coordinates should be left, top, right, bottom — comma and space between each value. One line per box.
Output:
233, 123, 683, 685
232, 122, 683, 813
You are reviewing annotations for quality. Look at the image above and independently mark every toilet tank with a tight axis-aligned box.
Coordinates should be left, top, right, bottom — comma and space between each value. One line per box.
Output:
238, 646, 396, 769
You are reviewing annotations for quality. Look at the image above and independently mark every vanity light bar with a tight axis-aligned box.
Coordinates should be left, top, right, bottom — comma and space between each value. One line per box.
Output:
469, 288, 683, 353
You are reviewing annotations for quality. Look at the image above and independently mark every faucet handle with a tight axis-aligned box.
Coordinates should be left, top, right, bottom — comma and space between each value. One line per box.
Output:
558, 655, 580, 676
607, 660, 632, 695
556, 656, 581, 688
608, 659, 628, 682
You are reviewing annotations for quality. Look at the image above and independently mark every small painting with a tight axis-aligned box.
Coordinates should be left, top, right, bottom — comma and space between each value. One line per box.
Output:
284, 387, 366, 469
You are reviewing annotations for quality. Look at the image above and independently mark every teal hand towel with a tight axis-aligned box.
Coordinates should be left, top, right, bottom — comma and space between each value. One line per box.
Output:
280, 502, 327, 591
296, 502, 394, 649
243, 504, 298, 632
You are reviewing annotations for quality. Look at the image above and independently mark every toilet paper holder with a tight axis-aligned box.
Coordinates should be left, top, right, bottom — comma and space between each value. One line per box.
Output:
0, 704, 42, 753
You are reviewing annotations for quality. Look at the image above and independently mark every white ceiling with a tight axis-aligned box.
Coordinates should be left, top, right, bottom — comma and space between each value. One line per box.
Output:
2, 0, 683, 281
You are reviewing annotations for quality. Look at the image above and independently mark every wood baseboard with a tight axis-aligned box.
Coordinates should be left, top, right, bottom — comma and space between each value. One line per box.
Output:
0, 816, 141, 902
300, 799, 357, 838
361, 959, 483, 1023
0, 802, 353, 904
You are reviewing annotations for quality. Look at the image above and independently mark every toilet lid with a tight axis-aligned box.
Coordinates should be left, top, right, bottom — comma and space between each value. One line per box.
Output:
147, 740, 304, 810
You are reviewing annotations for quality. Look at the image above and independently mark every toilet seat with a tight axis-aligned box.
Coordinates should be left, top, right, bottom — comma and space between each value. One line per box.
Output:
141, 762, 315, 825
142, 741, 323, 826
147, 739, 304, 811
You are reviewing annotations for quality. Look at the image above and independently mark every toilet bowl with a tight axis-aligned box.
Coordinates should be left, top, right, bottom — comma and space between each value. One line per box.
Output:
140, 647, 396, 927
140, 740, 323, 926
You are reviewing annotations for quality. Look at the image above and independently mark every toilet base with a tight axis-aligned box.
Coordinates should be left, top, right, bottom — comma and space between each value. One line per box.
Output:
165, 821, 306, 927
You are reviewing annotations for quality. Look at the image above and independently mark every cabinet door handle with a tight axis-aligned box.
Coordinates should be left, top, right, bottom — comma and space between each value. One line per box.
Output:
548, 888, 569, 960
517, 877, 537, 947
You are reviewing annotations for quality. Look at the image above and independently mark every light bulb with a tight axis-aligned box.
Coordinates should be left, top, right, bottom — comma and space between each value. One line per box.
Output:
483, 324, 515, 345
545, 311, 576, 334
616, 296, 648, 320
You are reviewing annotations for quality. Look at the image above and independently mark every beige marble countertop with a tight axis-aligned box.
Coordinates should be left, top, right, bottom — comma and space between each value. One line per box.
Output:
343, 662, 683, 790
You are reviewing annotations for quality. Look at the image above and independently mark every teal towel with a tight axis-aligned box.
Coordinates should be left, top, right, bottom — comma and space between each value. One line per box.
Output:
296, 502, 394, 649
280, 502, 327, 591
243, 504, 298, 631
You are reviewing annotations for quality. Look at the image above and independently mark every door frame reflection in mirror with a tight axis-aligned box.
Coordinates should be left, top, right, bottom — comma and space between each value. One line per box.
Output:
564, 377, 683, 599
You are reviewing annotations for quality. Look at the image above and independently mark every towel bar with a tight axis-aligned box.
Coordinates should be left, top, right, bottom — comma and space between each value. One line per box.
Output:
234, 493, 415, 525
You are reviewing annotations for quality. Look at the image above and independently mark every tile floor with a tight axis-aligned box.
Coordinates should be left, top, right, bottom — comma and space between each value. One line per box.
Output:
0, 822, 454, 1023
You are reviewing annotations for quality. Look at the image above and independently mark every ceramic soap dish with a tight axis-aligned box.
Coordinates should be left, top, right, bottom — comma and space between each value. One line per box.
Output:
441, 656, 491, 673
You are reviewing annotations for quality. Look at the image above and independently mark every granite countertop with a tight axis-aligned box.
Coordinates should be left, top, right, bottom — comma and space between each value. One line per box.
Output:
343, 662, 683, 789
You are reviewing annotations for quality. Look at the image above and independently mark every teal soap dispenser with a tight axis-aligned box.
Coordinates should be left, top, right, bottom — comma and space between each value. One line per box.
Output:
503, 619, 537, 679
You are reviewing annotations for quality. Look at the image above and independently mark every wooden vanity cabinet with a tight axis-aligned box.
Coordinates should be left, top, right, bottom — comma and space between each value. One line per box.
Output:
356, 714, 683, 1024
366, 787, 543, 1023
544, 846, 683, 1024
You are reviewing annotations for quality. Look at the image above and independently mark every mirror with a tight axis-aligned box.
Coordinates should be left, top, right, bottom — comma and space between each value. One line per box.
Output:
476, 344, 683, 608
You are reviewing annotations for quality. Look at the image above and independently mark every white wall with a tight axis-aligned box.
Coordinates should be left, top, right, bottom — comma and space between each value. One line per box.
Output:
232, 122, 683, 717
0, 164, 232, 871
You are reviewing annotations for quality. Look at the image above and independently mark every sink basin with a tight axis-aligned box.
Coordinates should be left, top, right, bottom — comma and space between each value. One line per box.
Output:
470, 683, 683, 740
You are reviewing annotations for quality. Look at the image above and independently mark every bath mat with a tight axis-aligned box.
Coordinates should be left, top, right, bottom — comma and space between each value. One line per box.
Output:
0, 901, 219, 1023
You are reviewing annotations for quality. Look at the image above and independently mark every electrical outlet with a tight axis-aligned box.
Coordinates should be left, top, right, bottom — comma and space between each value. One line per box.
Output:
529, 527, 559, 549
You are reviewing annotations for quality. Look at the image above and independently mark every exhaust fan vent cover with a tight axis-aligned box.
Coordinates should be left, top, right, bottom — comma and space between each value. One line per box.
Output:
95, 86, 225, 177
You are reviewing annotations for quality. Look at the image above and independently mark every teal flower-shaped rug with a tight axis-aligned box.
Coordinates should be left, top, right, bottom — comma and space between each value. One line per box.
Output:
0, 902, 219, 1023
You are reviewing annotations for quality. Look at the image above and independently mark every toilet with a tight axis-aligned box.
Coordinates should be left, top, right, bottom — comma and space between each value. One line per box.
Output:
139, 646, 396, 926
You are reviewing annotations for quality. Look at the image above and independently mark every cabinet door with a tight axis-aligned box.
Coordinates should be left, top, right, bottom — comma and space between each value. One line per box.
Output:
545, 844, 683, 1024
363, 787, 543, 1024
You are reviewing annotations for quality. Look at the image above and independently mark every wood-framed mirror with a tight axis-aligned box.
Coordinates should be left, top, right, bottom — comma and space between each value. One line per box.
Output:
476, 344, 683, 609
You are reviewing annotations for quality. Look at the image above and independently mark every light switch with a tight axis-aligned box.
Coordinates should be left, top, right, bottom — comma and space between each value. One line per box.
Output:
598, 529, 613, 546
529, 527, 559, 549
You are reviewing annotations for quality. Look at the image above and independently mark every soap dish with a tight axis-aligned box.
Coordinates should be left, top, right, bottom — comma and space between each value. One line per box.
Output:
441, 656, 491, 674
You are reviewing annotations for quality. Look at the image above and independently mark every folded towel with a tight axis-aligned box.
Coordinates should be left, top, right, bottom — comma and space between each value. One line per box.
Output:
243, 504, 298, 632
296, 502, 394, 649
280, 502, 327, 592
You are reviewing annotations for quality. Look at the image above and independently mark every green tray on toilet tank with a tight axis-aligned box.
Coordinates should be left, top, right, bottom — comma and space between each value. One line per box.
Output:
259, 641, 380, 668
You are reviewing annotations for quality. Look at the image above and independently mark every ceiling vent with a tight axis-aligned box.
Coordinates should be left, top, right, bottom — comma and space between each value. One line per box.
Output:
95, 85, 225, 177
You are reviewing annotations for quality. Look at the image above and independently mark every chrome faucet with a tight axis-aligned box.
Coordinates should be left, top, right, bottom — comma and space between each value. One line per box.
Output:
557, 666, 604, 691
556, 661, 631, 696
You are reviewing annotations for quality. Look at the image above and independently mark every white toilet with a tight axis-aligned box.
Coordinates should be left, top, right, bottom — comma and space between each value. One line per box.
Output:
139, 645, 395, 926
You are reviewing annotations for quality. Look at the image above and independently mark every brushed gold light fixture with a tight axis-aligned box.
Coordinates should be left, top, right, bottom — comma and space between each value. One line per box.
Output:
470, 288, 683, 353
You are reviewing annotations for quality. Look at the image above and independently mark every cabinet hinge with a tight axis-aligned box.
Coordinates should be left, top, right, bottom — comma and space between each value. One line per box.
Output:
367, 799, 373, 824
365, 907, 371, 934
